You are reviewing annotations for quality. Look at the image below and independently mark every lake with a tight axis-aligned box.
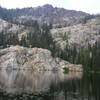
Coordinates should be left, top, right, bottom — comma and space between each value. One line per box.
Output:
0, 69, 100, 100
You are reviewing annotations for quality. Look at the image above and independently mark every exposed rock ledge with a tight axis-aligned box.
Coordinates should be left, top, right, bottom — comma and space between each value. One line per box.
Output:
0, 46, 82, 71
0, 46, 59, 71
55, 58, 83, 72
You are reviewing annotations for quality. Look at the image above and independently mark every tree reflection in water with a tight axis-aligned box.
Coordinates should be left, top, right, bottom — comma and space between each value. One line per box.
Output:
0, 70, 100, 100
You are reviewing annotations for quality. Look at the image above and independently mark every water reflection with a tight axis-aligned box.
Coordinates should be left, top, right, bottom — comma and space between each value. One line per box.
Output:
0, 70, 100, 100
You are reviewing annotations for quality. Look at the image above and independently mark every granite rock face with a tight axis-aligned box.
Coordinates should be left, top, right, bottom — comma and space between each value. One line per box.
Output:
51, 18, 100, 50
0, 46, 59, 70
0, 18, 9, 32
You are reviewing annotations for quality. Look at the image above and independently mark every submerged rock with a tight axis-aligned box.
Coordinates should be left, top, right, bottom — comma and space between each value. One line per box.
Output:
0, 46, 59, 71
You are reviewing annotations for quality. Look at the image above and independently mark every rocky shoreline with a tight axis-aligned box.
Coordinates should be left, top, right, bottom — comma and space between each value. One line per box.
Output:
0, 46, 83, 72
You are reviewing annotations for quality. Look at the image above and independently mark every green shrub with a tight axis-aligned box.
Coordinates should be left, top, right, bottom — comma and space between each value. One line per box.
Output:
63, 67, 69, 74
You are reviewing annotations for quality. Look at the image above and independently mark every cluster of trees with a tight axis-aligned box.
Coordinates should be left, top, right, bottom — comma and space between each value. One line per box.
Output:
0, 32, 19, 48
54, 41, 100, 71
0, 22, 54, 52
77, 42, 100, 71
20, 23, 53, 50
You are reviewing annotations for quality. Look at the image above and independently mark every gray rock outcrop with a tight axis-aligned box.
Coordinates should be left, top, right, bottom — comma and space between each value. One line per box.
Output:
0, 46, 59, 71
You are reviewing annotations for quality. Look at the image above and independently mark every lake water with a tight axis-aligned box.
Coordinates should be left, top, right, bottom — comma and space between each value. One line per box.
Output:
0, 70, 100, 100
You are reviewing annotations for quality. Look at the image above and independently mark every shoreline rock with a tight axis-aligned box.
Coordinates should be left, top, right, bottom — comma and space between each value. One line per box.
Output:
0, 46, 83, 72
0, 46, 59, 71
55, 57, 83, 72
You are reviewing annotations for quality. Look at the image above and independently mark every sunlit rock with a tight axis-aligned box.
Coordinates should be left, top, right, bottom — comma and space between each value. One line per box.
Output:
0, 46, 59, 71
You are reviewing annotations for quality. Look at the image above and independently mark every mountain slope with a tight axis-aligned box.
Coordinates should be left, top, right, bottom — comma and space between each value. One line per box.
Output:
0, 4, 100, 48
0, 4, 100, 69
51, 17, 100, 50
0, 4, 89, 27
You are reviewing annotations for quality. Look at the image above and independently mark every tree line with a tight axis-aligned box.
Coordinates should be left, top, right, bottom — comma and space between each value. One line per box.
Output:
0, 22, 53, 49
55, 41, 100, 71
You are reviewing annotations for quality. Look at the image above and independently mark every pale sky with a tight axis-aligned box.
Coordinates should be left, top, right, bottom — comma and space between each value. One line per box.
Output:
0, 0, 100, 14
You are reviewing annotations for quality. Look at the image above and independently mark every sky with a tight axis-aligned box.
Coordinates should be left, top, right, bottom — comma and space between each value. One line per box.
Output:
0, 0, 100, 14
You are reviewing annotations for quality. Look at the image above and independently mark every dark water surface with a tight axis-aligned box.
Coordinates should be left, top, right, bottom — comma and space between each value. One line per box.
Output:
0, 70, 100, 100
